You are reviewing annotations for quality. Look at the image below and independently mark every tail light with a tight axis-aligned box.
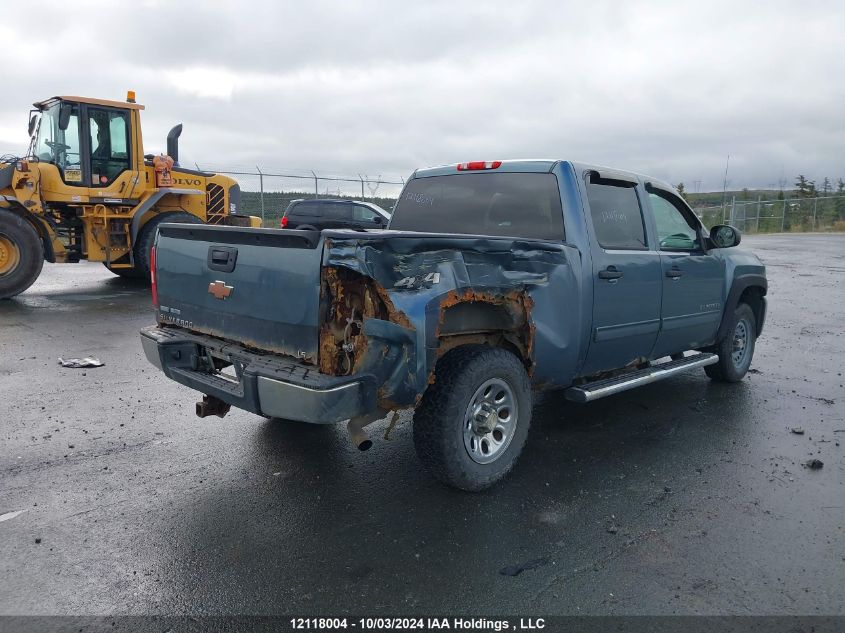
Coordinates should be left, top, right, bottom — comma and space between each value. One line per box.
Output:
281, 215, 288, 228
150, 245, 158, 307
457, 161, 502, 171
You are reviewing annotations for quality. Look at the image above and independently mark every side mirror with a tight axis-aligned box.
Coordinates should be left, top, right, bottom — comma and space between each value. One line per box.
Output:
28, 113, 38, 137
709, 224, 741, 248
58, 103, 72, 131
373, 215, 383, 224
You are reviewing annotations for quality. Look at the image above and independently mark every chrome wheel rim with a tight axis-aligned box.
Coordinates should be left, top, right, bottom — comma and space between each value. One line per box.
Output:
731, 319, 750, 367
463, 378, 518, 465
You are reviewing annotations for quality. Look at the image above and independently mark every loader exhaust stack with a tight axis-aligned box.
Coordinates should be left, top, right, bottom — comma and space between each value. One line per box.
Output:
167, 124, 182, 165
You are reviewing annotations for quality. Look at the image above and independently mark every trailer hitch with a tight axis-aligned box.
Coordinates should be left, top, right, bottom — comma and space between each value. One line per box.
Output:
196, 394, 231, 418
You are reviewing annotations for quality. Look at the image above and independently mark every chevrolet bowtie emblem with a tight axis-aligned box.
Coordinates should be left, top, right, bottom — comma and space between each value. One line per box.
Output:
208, 280, 234, 300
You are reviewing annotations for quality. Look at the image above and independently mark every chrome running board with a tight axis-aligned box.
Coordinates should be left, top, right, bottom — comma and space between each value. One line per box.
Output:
565, 353, 718, 403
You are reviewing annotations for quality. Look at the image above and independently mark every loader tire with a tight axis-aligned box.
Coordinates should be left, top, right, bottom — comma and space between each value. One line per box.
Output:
103, 262, 145, 279
0, 209, 44, 299
133, 212, 202, 280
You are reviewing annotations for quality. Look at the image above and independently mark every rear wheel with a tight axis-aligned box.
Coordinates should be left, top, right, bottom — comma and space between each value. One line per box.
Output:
132, 211, 202, 280
413, 345, 532, 491
0, 209, 44, 299
705, 303, 756, 382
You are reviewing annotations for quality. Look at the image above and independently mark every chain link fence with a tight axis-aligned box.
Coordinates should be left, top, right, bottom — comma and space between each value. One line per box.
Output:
693, 195, 845, 233
194, 164, 406, 227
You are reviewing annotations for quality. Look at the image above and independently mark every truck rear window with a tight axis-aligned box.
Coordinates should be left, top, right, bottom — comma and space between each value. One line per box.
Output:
390, 172, 565, 240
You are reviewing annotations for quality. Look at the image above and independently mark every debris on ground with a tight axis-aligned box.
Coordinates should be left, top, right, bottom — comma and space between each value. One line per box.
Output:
499, 557, 550, 576
804, 459, 824, 470
34, 538, 42, 544
791, 427, 805, 435
58, 357, 104, 368
607, 525, 619, 534
383, 411, 401, 441
0, 510, 27, 523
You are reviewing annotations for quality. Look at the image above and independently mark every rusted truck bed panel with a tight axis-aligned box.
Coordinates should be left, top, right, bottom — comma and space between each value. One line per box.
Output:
321, 232, 584, 406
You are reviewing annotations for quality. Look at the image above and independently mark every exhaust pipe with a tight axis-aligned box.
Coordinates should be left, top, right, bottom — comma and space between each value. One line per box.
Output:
166, 124, 182, 165
347, 417, 373, 451
346, 412, 386, 451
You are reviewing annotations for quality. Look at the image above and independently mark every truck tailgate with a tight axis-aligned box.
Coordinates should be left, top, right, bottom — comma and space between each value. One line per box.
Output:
154, 224, 322, 360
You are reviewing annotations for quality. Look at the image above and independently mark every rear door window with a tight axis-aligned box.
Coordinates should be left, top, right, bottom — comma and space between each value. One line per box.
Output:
323, 203, 350, 219
293, 201, 322, 217
390, 172, 564, 240
585, 180, 647, 250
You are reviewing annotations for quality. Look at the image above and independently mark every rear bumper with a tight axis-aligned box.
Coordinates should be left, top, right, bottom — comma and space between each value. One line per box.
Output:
140, 325, 376, 424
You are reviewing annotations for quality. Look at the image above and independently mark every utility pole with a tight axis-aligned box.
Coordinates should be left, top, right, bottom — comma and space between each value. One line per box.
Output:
721, 155, 730, 213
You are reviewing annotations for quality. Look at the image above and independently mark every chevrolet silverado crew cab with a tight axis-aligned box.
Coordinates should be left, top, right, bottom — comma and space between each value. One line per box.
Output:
140, 159, 767, 491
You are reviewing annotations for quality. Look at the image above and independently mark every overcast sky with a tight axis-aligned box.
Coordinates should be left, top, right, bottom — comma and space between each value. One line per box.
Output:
1, 0, 843, 192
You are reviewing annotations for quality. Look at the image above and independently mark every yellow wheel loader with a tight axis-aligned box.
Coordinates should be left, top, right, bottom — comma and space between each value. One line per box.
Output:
0, 91, 257, 299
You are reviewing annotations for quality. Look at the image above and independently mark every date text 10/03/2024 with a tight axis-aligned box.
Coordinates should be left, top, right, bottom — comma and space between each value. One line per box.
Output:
290, 618, 546, 630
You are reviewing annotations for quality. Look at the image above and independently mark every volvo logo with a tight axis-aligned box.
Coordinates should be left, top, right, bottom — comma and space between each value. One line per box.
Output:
174, 177, 202, 186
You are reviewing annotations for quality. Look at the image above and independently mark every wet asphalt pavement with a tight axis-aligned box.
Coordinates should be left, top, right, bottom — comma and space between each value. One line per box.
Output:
0, 233, 843, 616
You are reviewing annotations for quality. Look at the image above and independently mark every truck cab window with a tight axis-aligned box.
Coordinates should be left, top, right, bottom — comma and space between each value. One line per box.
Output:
88, 108, 130, 186
585, 180, 647, 250
649, 191, 701, 251
391, 172, 565, 241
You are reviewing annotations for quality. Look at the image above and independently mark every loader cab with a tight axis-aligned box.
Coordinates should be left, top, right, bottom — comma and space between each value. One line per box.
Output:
30, 95, 144, 190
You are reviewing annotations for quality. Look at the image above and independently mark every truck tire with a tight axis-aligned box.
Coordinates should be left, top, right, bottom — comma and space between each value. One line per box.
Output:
133, 211, 202, 280
413, 345, 532, 491
705, 303, 757, 383
0, 209, 44, 299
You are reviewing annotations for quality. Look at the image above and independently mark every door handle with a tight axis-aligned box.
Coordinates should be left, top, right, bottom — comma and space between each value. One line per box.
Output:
598, 266, 623, 280
207, 245, 238, 273
666, 268, 683, 279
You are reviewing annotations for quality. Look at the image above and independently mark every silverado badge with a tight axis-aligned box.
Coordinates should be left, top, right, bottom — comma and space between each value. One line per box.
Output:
208, 280, 234, 300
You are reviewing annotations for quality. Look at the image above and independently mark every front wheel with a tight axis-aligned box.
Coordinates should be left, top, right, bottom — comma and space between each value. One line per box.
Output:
705, 303, 757, 382
413, 345, 532, 491
0, 209, 44, 299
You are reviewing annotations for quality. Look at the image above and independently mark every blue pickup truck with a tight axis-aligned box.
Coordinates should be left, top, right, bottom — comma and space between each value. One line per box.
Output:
140, 159, 767, 491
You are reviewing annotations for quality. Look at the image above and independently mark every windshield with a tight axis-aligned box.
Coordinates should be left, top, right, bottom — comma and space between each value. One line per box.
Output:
32, 103, 82, 179
390, 172, 564, 240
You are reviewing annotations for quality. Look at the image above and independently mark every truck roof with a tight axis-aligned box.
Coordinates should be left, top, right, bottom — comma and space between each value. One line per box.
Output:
412, 159, 558, 178
411, 159, 677, 194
